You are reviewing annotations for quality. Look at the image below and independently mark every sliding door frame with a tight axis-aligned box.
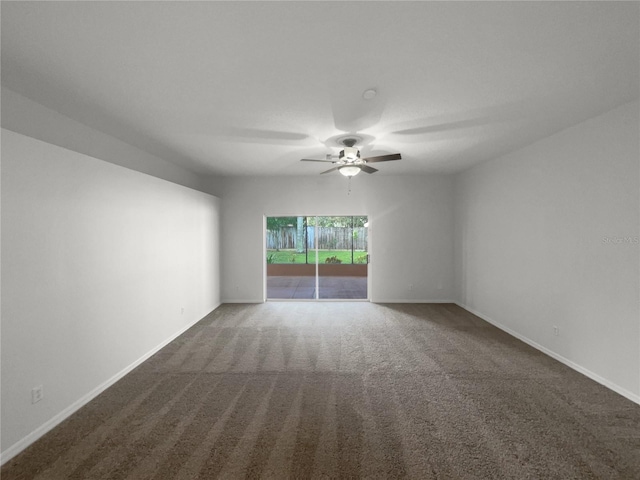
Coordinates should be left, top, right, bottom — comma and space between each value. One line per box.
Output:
263, 214, 370, 302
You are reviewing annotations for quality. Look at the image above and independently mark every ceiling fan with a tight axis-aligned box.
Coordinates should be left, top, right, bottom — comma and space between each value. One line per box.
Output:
301, 137, 401, 177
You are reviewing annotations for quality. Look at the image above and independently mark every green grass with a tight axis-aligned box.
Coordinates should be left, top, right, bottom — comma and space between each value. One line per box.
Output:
266, 249, 368, 264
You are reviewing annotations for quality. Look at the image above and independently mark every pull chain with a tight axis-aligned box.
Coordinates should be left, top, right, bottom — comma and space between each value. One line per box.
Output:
347, 176, 352, 195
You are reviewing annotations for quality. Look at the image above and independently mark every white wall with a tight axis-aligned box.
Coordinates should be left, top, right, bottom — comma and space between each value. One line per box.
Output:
1, 87, 217, 195
218, 174, 455, 303
1, 130, 221, 460
454, 100, 640, 402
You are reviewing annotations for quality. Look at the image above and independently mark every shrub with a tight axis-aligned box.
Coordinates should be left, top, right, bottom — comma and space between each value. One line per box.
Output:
325, 256, 342, 264
355, 254, 368, 264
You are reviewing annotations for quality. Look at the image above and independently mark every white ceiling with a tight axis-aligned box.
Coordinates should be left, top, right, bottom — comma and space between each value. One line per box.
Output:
2, 1, 638, 177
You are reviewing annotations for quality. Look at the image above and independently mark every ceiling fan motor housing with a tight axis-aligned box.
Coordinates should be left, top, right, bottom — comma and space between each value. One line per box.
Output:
339, 146, 361, 163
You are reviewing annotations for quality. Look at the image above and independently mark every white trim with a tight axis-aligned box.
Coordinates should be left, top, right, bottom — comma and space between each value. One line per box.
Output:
372, 299, 456, 304
0, 305, 219, 466
237, 298, 455, 304
314, 221, 319, 300
267, 298, 370, 303
456, 302, 640, 406
262, 215, 267, 302
222, 298, 264, 304
263, 299, 453, 304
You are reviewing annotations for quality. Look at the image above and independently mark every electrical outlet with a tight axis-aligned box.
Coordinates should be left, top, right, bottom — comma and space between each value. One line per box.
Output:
553, 326, 560, 336
32, 385, 43, 404
181, 307, 184, 315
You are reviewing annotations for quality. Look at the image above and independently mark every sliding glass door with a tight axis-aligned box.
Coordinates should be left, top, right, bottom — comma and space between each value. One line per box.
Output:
265, 216, 368, 300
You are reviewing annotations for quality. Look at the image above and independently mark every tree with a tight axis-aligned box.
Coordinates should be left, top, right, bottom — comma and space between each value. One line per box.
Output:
266, 216, 297, 251
296, 216, 305, 253
307, 216, 367, 227
266, 216, 297, 231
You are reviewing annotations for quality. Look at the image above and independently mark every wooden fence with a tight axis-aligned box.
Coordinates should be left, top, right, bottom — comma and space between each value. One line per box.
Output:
267, 226, 367, 250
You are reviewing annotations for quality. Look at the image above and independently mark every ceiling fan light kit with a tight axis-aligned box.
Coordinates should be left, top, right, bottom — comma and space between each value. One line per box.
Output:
300, 136, 402, 177
339, 165, 361, 177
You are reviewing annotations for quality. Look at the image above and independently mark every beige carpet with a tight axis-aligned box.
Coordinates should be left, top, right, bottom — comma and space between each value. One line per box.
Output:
2, 302, 640, 479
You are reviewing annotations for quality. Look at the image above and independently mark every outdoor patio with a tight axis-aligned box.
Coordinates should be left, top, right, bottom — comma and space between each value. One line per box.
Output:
267, 275, 367, 300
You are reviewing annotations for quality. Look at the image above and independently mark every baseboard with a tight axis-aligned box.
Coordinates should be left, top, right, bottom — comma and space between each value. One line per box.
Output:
455, 302, 640, 406
222, 298, 264, 304
266, 298, 370, 302
224, 298, 457, 304
372, 299, 456, 304
0, 305, 220, 466
225, 297, 456, 304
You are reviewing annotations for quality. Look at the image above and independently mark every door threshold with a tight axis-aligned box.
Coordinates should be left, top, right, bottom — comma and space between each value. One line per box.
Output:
266, 298, 370, 302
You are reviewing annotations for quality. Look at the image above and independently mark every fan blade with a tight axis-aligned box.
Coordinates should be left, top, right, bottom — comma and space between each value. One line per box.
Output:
301, 158, 335, 163
320, 166, 341, 175
219, 127, 309, 141
362, 153, 402, 163
360, 165, 378, 174
392, 119, 485, 136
